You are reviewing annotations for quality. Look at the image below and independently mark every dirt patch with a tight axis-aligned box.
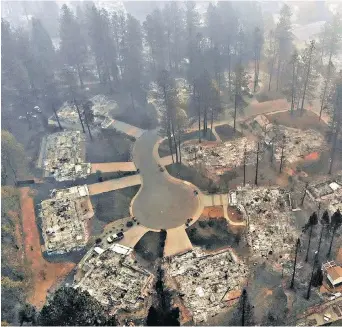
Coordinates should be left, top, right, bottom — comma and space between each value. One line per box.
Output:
227, 206, 244, 223
134, 231, 164, 264
186, 217, 244, 251
266, 110, 328, 133
19, 187, 75, 309
215, 124, 242, 142
202, 206, 224, 218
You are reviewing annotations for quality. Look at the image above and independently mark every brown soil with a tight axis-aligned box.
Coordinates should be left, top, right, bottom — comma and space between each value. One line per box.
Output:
20, 187, 75, 309
202, 206, 224, 218
226, 206, 244, 222
266, 109, 328, 133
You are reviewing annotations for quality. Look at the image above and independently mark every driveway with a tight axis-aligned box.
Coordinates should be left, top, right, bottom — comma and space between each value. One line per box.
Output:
132, 130, 199, 230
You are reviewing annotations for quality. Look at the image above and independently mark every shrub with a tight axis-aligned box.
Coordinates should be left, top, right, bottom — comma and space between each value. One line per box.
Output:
126, 221, 133, 228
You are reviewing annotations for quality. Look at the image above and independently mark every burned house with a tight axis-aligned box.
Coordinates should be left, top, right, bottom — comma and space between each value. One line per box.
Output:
230, 186, 298, 261
163, 247, 248, 324
74, 244, 154, 316
41, 131, 91, 181
40, 185, 94, 254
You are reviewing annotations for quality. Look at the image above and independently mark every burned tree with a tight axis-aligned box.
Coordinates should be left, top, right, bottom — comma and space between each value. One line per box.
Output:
290, 238, 301, 289
304, 212, 318, 262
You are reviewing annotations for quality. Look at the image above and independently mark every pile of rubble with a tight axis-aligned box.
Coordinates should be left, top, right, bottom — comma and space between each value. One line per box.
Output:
75, 244, 153, 316
230, 186, 298, 261
42, 131, 90, 181
251, 115, 325, 163
40, 185, 94, 254
273, 126, 325, 163
163, 247, 248, 324
181, 137, 257, 176
307, 175, 342, 214
55, 94, 118, 126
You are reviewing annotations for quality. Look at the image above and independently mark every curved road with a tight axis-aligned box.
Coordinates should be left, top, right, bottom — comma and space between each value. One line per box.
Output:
132, 130, 199, 230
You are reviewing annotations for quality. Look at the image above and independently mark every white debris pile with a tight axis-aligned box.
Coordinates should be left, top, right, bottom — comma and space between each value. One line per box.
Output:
40, 185, 93, 254
181, 137, 257, 175
90, 94, 118, 118
307, 177, 342, 214
164, 247, 248, 324
57, 102, 79, 124
273, 126, 325, 163
56, 95, 118, 125
43, 131, 91, 181
234, 186, 298, 260
75, 246, 154, 316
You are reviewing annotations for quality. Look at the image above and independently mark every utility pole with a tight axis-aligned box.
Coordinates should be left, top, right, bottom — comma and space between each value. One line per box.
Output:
306, 251, 318, 300
255, 142, 260, 186
52, 105, 63, 130
291, 238, 300, 289
74, 99, 85, 133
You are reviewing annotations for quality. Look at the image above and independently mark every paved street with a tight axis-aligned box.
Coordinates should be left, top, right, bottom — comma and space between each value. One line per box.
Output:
132, 130, 199, 230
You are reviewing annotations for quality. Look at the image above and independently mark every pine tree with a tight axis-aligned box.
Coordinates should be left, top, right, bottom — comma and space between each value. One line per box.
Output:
274, 4, 293, 91
59, 4, 87, 88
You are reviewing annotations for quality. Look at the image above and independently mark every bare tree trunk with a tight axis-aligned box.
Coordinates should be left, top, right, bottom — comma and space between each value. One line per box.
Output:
300, 41, 315, 116
319, 58, 332, 121
82, 107, 93, 140
305, 224, 313, 262
268, 56, 276, 91
74, 99, 86, 133
276, 58, 281, 91
52, 105, 63, 130
255, 142, 260, 186
233, 93, 237, 132
171, 120, 178, 163
228, 44, 232, 93
290, 60, 296, 115
76, 63, 84, 89
290, 238, 300, 289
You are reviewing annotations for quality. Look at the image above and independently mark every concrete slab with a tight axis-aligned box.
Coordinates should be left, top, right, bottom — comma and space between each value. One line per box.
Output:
118, 225, 150, 248
91, 162, 137, 173
108, 119, 145, 138
202, 194, 229, 206
164, 227, 193, 257
88, 175, 142, 195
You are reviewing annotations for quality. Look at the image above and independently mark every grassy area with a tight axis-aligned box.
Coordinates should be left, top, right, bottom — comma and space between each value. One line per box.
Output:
158, 129, 216, 157
215, 124, 242, 142
90, 186, 139, 224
